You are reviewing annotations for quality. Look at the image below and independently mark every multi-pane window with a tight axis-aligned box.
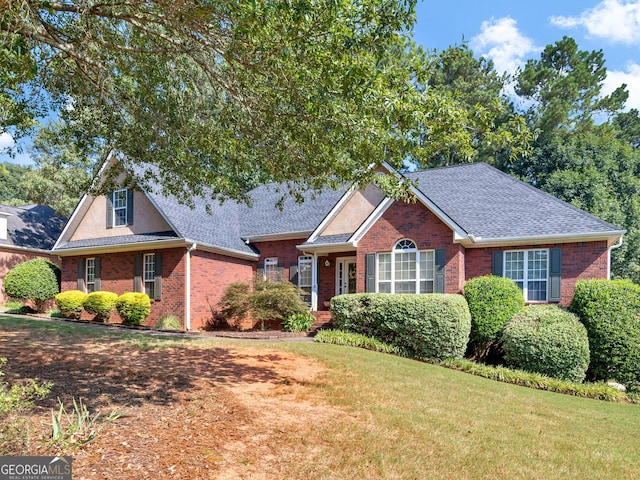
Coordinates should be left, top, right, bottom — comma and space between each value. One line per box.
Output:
86, 258, 96, 293
504, 249, 548, 302
377, 239, 435, 294
113, 189, 128, 227
264, 257, 279, 281
144, 253, 155, 299
298, 256, 313, 304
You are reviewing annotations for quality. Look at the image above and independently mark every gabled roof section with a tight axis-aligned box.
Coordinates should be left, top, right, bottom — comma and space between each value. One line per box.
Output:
239, 184, 347, 240
0, 204, 66, 251
405, 163, 624, 244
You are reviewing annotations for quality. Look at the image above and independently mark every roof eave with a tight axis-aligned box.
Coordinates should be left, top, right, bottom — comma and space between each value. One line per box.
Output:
460, 230, 626, 248
296, 241, 357, 255
53, 238, 190, 256
243, 231, 313, 243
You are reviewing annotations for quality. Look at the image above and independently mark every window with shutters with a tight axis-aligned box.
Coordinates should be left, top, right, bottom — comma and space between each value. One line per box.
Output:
377, 239, 435, 294
264, 257, 279, 282
86, 258, 96, 293
298, 256, 313, 304
504, 249, 548, 302
113, 189, 129, 227
144, 253, 155, 298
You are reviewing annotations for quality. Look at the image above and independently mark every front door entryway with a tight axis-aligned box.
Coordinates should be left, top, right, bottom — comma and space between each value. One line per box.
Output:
336, 257, 357, 296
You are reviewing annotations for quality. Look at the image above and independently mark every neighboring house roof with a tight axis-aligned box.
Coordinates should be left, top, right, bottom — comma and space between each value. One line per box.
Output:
0, 204, 66, 251
404, 163, 623, 243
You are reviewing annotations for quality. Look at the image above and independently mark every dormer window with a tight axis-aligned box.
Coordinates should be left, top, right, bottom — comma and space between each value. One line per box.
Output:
106, 189, 134, 228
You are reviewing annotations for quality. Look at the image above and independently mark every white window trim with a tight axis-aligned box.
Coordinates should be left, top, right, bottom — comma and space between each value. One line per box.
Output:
86, 258, 95, 293
298, 255, 313, 304
504, 248, 549, 302
143, 253, 155, 296
264, 257, 278, 281
376, 239, 435, 294
113, 188, 128, 227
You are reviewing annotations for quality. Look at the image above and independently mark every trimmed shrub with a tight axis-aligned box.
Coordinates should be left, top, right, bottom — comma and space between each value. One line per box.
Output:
282, 311, 315, 332
569, 279, 640, 387
4, 259, 61, 312
464, 275, 524, 359
502, 305, 590, 382
330, 293, 471, 360
55, 290, 88, 320
156, 314, 183, 330
115, 292, 151, 326
83, 291, 118, 322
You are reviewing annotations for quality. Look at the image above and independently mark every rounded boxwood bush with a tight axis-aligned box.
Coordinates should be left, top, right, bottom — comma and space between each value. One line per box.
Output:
83, 291, 118, 322
55, 290, 88, 319
4, 259, 61, 312
115, 292, 151, 326
331, 293, 471, 360
569, 279, 640, 387
502, 305, 590, 382
464, 275, 524, 359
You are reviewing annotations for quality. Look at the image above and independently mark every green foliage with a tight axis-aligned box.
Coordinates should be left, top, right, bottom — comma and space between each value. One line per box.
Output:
439, 358, 628, 403
569, 279, 640, 387
4, 258, 61, 312
55, 290, 88, 320
49, 397, 123, 450
2, 301, 23, 313
83, 291, 118, 322
314, 329, 412, 357
0, 357, 51, 454
330, 293, 471, 360
115, 292, 151, 326
463, 275, 524, 359
502, 305, 590, 382
282, 311, 315, 332
218, 277, 308, 330
156, 314, 183, 331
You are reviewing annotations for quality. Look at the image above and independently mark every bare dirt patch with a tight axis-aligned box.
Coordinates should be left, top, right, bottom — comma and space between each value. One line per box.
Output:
0, 325, 338, 479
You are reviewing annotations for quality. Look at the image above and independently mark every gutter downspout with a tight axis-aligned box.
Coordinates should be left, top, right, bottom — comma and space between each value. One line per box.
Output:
185, 243, 197, 330
311, 252, 318, 311
608, 235, 624, 279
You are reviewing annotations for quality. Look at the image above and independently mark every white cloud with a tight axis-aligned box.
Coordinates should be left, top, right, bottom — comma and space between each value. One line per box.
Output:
602, 63, 640, 110
550, 0, 640, 45
471, 17, 541, 75
0, 132, 15, 150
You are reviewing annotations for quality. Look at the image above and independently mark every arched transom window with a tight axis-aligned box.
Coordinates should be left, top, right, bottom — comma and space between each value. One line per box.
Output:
377, 239, 435, 294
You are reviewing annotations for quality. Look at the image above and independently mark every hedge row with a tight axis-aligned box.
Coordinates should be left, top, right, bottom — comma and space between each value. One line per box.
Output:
55, 290, 151, 326
330, 293, 471, 360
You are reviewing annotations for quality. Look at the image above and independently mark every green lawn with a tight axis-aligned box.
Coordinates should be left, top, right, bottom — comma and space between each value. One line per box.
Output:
2, 316, 639, 479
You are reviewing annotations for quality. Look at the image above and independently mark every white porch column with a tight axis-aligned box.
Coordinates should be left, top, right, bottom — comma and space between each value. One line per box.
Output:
185, 243, 197, 330
311, 252, 319, 311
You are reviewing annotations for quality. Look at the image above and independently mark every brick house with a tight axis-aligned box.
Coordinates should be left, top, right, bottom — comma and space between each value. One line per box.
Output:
0, 204, 65, 303
52, 154, 625, 330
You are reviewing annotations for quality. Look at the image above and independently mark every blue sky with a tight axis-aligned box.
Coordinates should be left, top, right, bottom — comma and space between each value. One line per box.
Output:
2, 0, 640, 165
413, 0, 640, 109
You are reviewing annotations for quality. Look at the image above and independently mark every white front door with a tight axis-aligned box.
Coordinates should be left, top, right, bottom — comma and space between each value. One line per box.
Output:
336, 257, 357, 296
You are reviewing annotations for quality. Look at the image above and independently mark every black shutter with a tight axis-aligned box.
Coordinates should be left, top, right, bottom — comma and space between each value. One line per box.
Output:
365, 253, 376, 293
106, 193, 114, 229
492, 251, 504, 277
94, 257, 102, 291
435, 248, 446, 293
257, 266, 264, 281
134, 254, 142, 292
154, 252, 162, 301
77, 259, 85, 291
127, 189, 134, 225
549, 248, 562, 303
289, 262, 298, 285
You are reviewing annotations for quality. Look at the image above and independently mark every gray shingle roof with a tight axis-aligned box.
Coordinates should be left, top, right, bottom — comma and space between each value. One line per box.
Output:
239, 185, 347, 238
0, 204, 66, 251
405, 163, 622, 240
